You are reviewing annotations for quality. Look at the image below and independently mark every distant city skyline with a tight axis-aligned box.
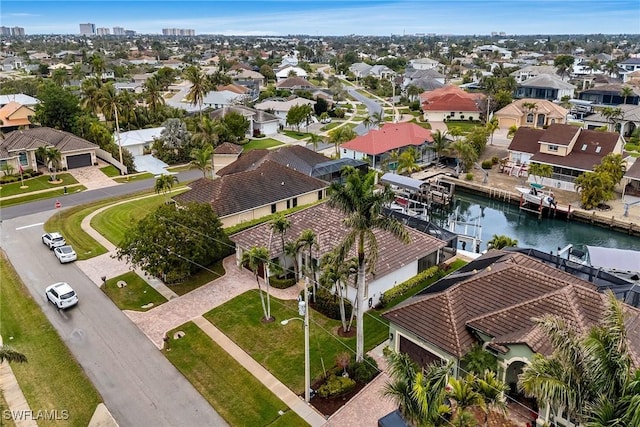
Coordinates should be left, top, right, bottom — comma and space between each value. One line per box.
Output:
2, 0, 639, 36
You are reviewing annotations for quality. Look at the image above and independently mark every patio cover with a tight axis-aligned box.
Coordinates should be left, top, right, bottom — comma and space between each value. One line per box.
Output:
587, 246, 640, 272
380, 173, 425, 192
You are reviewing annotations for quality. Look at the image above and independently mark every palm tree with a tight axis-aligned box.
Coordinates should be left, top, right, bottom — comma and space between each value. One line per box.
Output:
270, 214, 291, 258
600, 106, 624, 132
485, 117, 499, 146
397, 147, 420, 175
307, 133, 325, 152
451, 140, 478, 173
328, 167, 410, 361
297, 229, 318, 300
80, 77, 102, 115
183, 65, 211, 117
487, 234, 518, 250
99, 82, 124, 166
189, 145, 213, 178
620, 86, 634, 105
89, 54, 106, 80
528, 162, 553, 184
473, 370, 508, 427
0, 345, 28, 363
154, 174, 179, 202
36, 146, 62, 181
143, 75, 165, 115
575, 171, 615, 210
430, 130, 451, 164
284, 240, 302, 280
51, 68, 69, 86
448, 374, 486, 423
319, 251, 357, 333
241, 246, 273, 321
192, 116, 222, 175
449, 126, 464, 142
328, 126, 356, 157
406, 84, 421, 101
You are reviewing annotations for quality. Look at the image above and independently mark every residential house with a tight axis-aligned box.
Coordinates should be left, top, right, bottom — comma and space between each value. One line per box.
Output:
382, 249, 640, 427
579, 83, 640, 106
583, 104, 640, 137
213, 142, 243, 171
515, 74, 576, 101
0, 127, 99, 172
118, 127, 165, 156
349, 63, 395, 80
209, 105, 280, 137
254, 97, 316, 127
202, 90, 247, 110
506, 123, 624, 191
420, 85, 484, 122
408, 58, 441, 71
1, 57, 24, 71
172, 160, 328, 228
275, 66, 308, 82
618, 58, 640, 83
276, 76, 317, 91
403, 68, 445, 90
228, 67, 265, 89
494, 98, 568, 129
0, 102, 35, 132
230, 202, 447, 309
0, 94, 39, 108
474, 45, 512, 59
340, 122, 434, 169
509, 65, 557, 83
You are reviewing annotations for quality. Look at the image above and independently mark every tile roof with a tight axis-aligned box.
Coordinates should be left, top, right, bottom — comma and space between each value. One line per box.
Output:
495, 98, 568, 120
173, 161, 328, 218
422, 93, 481, 113
0, 102, 34, 128
518, 74, 576, 90
0, 127, 97, 159
625, 159, 640, 181
539, 123, 581, 146
214, 142, 243, 155
276, 76, 317, 89
254, 97, 315, 112
217, 145, 330, 176
341, 122, 433, 155
383, 251, 602, 358
229, 202, 446, 282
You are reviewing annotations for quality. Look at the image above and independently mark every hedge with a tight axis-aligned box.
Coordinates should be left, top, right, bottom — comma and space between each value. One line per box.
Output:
308, 287, 354, 321
316, 374, 356, 398
378, 265, 440, 308
269, 275, 297, 289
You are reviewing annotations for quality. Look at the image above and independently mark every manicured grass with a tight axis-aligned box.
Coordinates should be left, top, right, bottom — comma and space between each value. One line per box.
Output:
103, 272, 167, 311
0, 390, 17, 427
0, 252, 102, 427
113, 172, 154, 183
282, 130, 311, 140
0, 173, 78, 198
241, 138, 284, 151
0, 185, 87, 208
163, 322, 308, 427
169, 259, 226, 296
320, 122, 341, 131
166, 164, 192, 172
205, 290, 388, 394
446, 120, 483, 133
99, 165, 120, 177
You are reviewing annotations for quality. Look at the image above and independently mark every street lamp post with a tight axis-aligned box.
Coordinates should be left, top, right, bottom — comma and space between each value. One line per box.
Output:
281, 278, 310, 403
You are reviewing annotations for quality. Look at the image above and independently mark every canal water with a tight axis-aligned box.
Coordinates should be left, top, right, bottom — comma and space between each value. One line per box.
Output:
431, 190, 640, 254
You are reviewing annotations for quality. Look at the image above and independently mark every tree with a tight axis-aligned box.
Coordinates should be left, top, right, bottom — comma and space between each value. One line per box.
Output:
397, 147, 420, 175
328, 167, 410, 361
153, 119, 193, 163
575, 170, 615, 210
297, 229, 318, 300
528, 162, 553, 184
242, 246, 273, 321
34, 82, 82, 132
307, 133, 325, 152
98, 82, 125, 165
154, 174, 178, 202
620, 86, 634, 105
595, 153, 626, 186
89, 54, 106, 79
80, 77, 102, 115
190, 145, 213, 178
600, 107, 624, 132
286, 104, 313, 132
0, 345, 28, 363
487, 234, 518, 250
429, 130, 451, 164
222, 111, 250, 142
35, 146, 62, 181
518, 291, 640, 426
143, 75, 165, 115
451, 141, 478, 173
473, 371, 508, 427
259, 64, 275, 83
328, 126, 356, 156
270, 214, 291, 257
485, 117, 499, 146
183, 65, 211, 116
191, 116, 221, 166
554, 55, 575, 79
448, 375, 486, 424
51, 68, 69, 86
319, 250, 356, 333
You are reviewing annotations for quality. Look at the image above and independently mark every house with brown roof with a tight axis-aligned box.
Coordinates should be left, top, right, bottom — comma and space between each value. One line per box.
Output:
0, 127, 99, 173
494, 98, 569, 130
276, 76, 317, 90
383, 249, 640, 427
420, 85, 484, 122
230, 202, 447, 309
507, 123, 624, 191
209, 105, 280, 137
623, 159, 640, 198
172, 160, 328, 228
0, 101, 35, 132
340, 122, 434, 169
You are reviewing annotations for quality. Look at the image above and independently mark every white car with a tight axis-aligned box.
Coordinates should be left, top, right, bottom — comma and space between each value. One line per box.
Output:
54, 245, 77, 263
42, 232, 66, 249
45, 282, 78, 309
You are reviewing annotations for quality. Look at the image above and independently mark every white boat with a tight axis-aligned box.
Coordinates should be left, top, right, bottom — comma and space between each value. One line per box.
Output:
515, 184, 557, 208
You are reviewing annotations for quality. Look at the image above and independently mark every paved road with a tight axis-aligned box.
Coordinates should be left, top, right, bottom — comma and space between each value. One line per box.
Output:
347, 88, 383, 135
1, 211, 227, 427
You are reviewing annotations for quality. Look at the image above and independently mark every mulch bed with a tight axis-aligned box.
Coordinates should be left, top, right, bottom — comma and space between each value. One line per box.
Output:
309, 379, 368, 417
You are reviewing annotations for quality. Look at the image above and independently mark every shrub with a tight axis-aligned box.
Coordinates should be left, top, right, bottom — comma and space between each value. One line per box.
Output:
491, 156, 500, 165
468, 117, 474, 121
308, 287, 353, 320
409, 100, 421, 111
350, 355, 379, 383
0, 176, 18, 184
269, 274, 296, 289
481, 160, 493, 169
378, 265, 440, 308
465, 173, 474, 181
316, 374, 356, 398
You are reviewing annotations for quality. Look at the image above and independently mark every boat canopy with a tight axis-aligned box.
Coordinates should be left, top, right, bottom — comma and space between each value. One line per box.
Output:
586, 246, 640, 272
380, 173, 426, 192
530, 183, 544, 189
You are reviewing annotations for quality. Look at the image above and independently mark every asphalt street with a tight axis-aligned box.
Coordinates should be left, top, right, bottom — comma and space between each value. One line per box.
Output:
1, 210, 227, 426
347, 88, 383, 135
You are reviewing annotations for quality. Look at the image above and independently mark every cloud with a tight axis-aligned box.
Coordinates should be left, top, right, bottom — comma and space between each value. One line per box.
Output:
8, 12, 41, 17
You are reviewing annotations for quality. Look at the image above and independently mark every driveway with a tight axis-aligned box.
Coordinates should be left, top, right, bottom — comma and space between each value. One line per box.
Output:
67, 163, 119, 190
133, 154, 170, 175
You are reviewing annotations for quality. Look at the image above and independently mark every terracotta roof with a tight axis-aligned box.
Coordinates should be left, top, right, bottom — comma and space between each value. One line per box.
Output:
341, 122, 433, 156
0, 127, 97, 159
217, 145, 330, 177
229, 202, 446, 282
216, 84, 250, 94
383, 251, 600, 358
495, 98, 568, 120
422, 93, 481, 113
214, 142, 243, 155
173, 161, 327, 218
419, 85, 481, 103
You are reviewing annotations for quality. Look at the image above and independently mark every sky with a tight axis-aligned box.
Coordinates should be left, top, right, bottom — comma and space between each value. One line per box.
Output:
2, 0, 639, 36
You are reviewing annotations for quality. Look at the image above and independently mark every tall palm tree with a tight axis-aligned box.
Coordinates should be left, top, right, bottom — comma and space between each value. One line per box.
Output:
36, 146, 62, 181
189, 145, 213, 178
307, 133, 325, 152
486, 117, 499, 146
0, 345, 27, 363
192, 116, 222, 174
451, 140, 478, 173
143, 75, 165, 116
430, 130, 451, 164
297, 229, 318, 300
80, 77, 102, 115
328, 126, 356, 157
99, 82, 124, 166
319, 250, 355, 333
241, 246, 273, 321
284, 240, 302, 280
270, 215, 291, 257
89, 54, 106, 81
183, 65, 211, 117
154, 174, 178, 202
327, 167, 410, 361
600, 107, 624, 132
620, 86, 634, 105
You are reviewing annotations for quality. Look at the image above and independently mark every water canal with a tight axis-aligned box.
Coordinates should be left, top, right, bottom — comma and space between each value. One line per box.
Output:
432, 190, 640, 254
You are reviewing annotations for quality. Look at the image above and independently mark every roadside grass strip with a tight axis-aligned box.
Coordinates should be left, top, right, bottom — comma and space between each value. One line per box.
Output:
103, 272, 167, 311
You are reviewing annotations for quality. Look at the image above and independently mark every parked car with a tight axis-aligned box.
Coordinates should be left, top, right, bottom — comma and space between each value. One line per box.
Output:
45, 282, 78, 309
42, 232, 66, 249
54, 245, 77, 263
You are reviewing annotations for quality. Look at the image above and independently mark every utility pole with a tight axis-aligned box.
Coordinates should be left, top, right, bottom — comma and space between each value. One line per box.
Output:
114, 104, 124, 175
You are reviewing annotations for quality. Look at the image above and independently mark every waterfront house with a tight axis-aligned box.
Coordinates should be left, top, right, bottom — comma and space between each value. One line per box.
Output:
506, 123, 624, 191
582, 103, 640, 138
494, 98, 568, 130
578, 83, 640, 106
515, 74, 576, 101
618, 58, 640, 83
420, 85, 484, 122
509, 64, 557, 84
229, 202, 447, 309
623, 159, 640, 198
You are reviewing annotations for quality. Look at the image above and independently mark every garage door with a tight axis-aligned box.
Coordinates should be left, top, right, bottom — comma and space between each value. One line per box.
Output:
66, 153, 92, 169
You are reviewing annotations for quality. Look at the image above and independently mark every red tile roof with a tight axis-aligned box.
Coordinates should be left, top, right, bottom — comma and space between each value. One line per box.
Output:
420, 85, 483, 113
341, 122, 433, 155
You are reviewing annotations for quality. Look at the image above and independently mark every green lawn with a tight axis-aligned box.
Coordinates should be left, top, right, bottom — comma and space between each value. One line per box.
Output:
0, 173, 79, 198
446, 120, 483, 133
0, 390, 17, 427
205, 290, 388, 394
114, 172, 154, 183
103, 272, 167, 311
241, 138, 284, 151
320, 122, 341, 131
169, 260, 226, 296
0, 185, 87, 208
0, 252, 102, 427
282, 130, 312, 140
99, 165, 120, 177
163, 322, 308, 427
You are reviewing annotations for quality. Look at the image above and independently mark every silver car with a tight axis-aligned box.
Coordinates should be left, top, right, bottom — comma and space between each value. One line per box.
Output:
45, 282, 78, 309
54, 245, 77, 263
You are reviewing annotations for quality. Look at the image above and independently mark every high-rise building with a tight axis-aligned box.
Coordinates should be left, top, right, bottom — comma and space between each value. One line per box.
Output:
124, 30, 136, 36
113, 26, 125, 36
79, 23, 96, 36
11, 27, 25, 36
162, 28, 195, 36
96, 27, 110, 36
0, 26, 11, 36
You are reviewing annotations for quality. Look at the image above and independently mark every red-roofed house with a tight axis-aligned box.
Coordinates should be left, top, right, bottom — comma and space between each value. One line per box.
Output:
340, 122, 434, 169
0, 102, 35, 132
420, 85, 484, 122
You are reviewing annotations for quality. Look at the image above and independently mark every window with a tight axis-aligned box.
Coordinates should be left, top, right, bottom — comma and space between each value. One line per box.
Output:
526, 113, 534, 124
450, 112, 455, 117
595, 146, 601, 153
286, 200, 291, 209
548, 145, 559, 152
18, 152, 27, 166
343, 149, 347, 154
317, 190, 323, 200
581, 144, 588, 151
292, 197, 298, 208
271, 204, 277, 214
